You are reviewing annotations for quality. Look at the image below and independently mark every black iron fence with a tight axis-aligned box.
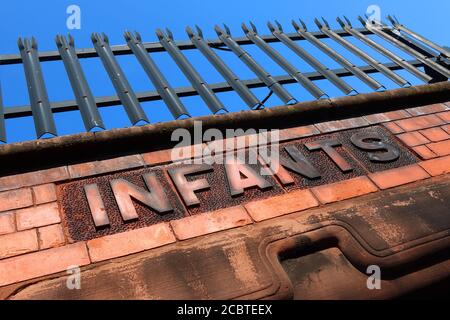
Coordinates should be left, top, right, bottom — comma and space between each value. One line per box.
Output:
0, 15, 448, 144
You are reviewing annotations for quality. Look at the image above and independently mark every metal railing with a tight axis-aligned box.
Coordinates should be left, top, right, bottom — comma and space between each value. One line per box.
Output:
0, 15, 448, 144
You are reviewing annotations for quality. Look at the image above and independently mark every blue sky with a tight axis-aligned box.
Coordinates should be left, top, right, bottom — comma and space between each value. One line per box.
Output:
1, 0, 449, 143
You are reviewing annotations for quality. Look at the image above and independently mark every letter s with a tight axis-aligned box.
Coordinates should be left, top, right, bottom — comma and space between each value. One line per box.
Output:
350, 132, 400, 162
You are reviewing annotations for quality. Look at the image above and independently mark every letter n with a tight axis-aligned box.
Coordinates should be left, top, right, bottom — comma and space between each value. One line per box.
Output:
111, 173, 173, 221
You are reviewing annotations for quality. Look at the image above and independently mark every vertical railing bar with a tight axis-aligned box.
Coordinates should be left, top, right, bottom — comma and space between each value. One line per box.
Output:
315, 18, 411, 88
358, 17, 450, 79
291, 19, 384, 91
387, 15, 450, 58
268, 21, 356, 95
187, 26, 262, 109
336, 17, 432, 83
56, 35, 105, 131
214, 25, 297, 105
17, 37, 57, 138
0, 82, 6, 143
124, 31, 190, 119
156, 28, 227, 114
91, 32, 149, 125
242, 22, 327, 99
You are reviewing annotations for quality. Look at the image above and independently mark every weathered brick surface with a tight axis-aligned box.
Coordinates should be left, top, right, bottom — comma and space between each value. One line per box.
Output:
0, 167, 69, 192
397, 131, 430, 147
87, 223, 176, 263
419, 127, 450, 142
0, 188, 33, 213
0, 242, 90, 287
16, 202, 61, 231
311, 176, 378, 204
406, 103, 449, 116
383, 122, 404, 134
426, 140, 450, 157
68, 162, 98, 179
395, 114, 445, 132
419, 155, 450, 176
364, 110, 410, 124
0, 229, 38, 259
170, 206, 252, 240
0, 213, 15, 235
442, 124, 450, 134
142, 144, 205, 166
69, 155, 144, 179
315, 117, 368, 133
412, 145, 438, 160
436, 111, 450, 123
245, 189, 319, 221
142, 149, 172, 166
368, 164, 430, 189
32, 184, 57, 205
279, 125, 320, 141
38, 224, 66, 250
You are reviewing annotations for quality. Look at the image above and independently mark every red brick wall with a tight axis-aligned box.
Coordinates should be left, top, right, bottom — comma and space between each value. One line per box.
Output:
0, 102, 449, 290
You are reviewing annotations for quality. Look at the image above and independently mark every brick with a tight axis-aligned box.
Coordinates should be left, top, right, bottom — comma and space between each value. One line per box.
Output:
143, 144, 205, 166
206, 133, 269, 154
0, 242, 90, 287
315, 117, 368, 133
16, 202, 61, 231
383, 122, 404, 134
0, 167, 69, 192
406, 103, 449, 116
171, 206, 252, 240
38, 224, 66, 249
0, 188, 33, 213
426, 140, 450, 157
368, 164, 430, 190
311, 176, 378, 204
279, 125, 320, 141
395, 114, 444, 132
364, 110, 410, 124
96, 154, 144, 174
0, 213, 15, 235
442, 124, 450, 134
436, 111, 450, 123
396, 131, 430, 147
87, 223, 176, 263
32, 184, 57, 205
0, 229, 38, 259
245, 189, 319, 221
419, 127, 450, 142
419, 155, 450, 176
412, 145, 438, 160
68, 162, 98, 179
142, 149, 172, 166
69, 155, 144, 179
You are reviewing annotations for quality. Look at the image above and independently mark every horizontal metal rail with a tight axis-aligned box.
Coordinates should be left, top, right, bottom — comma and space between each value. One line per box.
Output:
0, 28, 373, 65
4, 59, 425, 119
